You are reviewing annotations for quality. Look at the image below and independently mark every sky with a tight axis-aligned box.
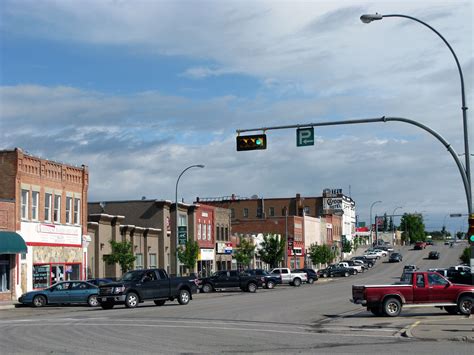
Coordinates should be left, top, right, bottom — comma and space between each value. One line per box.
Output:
1, 0, 472, 235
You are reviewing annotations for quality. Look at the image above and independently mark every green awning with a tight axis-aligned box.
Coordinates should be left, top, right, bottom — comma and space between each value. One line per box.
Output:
0, 231, 27, 254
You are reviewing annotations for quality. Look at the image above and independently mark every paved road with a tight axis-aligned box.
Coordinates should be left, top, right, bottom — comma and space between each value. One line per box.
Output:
0, 242, 471, 354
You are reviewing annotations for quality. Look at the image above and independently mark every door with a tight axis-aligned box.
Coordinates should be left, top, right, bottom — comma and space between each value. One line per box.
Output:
280, 269, 290, 283
51, 265, 65, 284
213, 271, 229, 288
140, 270, 161, 299
48, 282, 71, 304
227, 270, 241, 288
69, 282, 92, 303
413, 273, 430, 303
427, 273, 454, 303
154, 269, 170, 299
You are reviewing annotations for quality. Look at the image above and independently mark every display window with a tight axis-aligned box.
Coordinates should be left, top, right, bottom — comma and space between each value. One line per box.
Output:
33, 263, 81, 289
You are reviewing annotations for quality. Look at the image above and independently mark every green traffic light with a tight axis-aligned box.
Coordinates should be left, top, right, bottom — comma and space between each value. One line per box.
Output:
470, 235, 474, 242
256, 138, 262, 145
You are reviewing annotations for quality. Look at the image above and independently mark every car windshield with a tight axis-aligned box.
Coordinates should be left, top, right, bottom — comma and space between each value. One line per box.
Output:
120, 270, 144, 281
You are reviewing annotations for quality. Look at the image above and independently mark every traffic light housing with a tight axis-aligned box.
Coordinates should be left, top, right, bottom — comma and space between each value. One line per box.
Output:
236, 134, 267, 151
469, 214, 474, 245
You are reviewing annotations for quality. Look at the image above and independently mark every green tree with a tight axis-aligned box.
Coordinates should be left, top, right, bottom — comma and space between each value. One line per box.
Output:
388, 217, 394, 232
257, 234, 286, 268
234, 237, 255, 268
177, 237, 199, 274
342, 241, 352, 253
308, 244, 336, 265
103, 240, 136, 274
399, 213, 425, 243
382, 213, 388, 232
459, 247, 470, 264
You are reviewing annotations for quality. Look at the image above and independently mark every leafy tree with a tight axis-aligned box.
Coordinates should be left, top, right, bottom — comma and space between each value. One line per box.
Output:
382, 213, 388, 232
399, 213, 425, 243
257, 234, 286, 268
388, 217, 394, 232
342, 241, 352, 253
103, 240, 136, 274
234, 237, 255, 268
456, 231, 465, 240
309, 244, 336, 265
459, 247, 471, 264
177, 237, 199, 274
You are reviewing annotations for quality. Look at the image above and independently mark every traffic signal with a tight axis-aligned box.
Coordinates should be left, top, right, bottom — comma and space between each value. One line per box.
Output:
236, 134, 267, 151
468, 214, 474, 245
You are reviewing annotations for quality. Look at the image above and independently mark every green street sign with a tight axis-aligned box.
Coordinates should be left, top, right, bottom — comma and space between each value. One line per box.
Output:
296, 127, 314, 147
178, 226, 187, 245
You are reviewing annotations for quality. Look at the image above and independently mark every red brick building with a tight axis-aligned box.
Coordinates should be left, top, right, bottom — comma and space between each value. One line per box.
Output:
0, 148, 89, 295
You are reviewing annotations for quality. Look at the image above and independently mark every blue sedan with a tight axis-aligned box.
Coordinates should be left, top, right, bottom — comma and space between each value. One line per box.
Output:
18, 281, 99, 307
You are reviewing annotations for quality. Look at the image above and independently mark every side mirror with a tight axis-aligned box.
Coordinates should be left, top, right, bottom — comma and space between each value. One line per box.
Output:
444, 283, 450, 288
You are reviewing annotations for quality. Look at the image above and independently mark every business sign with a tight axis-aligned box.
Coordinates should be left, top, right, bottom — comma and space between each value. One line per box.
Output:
21, 222, 82, 246
178, 226, 187, 245
323, 197, 343, 212
216, 242, 233, 254
198, 248, 215, 261
224, 242, 233, 254
296, 127, 314, 147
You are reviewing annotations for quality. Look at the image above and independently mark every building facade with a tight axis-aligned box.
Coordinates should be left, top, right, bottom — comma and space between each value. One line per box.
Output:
0, 148, 89, 295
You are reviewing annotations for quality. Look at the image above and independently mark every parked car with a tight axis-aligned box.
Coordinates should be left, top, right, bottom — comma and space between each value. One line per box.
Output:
244, 269, 281, 289
18, 281, 99, 308
87, 278, 114, 286
363, 251, 381, 260
389, 253, 403, 263
200, 270, 262, 293
426, 240, 434, 246
348, 259, 368, 271
337, 262, 361, 274
428, 268, 448, 277
317, 265, 352, 278
403, 265, 418, 273
351, 271, 474, 316
351, 256, 374, 268
428, 251, 440, 259
372, 249, 388, 257
414, 241, 427, 250
98, 268, 199, 309
292, 268, 318, 284
270, 268, 308, 286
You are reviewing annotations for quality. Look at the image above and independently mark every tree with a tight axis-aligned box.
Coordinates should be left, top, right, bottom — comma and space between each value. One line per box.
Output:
103, 240, 136, 274
234, 237, 255, 268
399, 213, 425, 243
257, 234, 286, 268
177, 237, 199, 274
388, 217, 394, 232
459, 247, 470, 264
308, 244, 336, 266
342, 241, 352, 253
382, 213, 388, 232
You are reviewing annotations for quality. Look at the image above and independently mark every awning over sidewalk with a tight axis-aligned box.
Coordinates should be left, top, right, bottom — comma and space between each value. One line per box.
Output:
0, 231, 27, 254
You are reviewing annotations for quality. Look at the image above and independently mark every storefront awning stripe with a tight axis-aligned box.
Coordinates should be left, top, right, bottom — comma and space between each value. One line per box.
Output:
0, 231, 28, 254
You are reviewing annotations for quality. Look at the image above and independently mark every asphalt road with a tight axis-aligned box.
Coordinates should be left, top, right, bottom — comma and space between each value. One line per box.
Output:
0, 241, 472, 354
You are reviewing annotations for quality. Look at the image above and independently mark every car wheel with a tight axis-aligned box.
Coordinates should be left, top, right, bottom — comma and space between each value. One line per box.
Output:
344, 272, 350, 277
266, 281, 275, 289
307, 278, 314, 285
329, 274, 334, 278
178, 289, 191, 305
125, 292, 139, 308
445, 306, 459, 315
383, 297, 402, 317
368, 263, 373, 268
154, 300, 166, 306
293, 278, 301, 287
33, 295, 47, 308
202, 283, 213, 293
457, 295, 473, 316
87, 294, 99, 307
100, 302, 114, 310
351, 270, 357, 275
247, 282, 257, 293
322, 273, 328, 278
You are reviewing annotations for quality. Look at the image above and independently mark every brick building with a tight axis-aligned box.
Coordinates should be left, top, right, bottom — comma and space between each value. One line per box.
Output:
0, 148, 89, 295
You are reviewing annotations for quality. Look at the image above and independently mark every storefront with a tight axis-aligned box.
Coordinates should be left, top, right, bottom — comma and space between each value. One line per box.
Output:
197, 248, 214, 277
0, 231, 27, 301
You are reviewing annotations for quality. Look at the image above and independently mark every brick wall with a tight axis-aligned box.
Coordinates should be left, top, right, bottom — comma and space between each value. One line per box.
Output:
0, 200, 15, 230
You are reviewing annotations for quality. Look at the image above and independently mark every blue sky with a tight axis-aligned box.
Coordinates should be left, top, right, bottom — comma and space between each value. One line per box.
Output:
1, 0, 473, 234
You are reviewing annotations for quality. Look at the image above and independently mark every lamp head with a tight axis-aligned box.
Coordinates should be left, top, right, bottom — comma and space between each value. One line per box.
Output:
196, 164, 205, 168
360, 13, 383, 23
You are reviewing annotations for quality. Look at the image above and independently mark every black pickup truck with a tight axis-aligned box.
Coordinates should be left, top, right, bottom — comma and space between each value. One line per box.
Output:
97, 268, 199, 309
199, 270, 262, 293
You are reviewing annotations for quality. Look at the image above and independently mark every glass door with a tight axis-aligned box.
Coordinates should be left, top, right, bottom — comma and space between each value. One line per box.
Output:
51, 265, 65, 284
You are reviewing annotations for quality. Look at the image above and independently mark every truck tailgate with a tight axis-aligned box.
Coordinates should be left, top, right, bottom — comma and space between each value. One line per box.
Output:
351, 285, 366, 304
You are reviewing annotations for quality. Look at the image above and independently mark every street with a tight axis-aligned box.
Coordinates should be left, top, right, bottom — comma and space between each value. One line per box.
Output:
0, 242, 472, 354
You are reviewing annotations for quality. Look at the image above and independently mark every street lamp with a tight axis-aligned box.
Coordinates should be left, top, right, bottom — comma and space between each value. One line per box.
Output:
175, 164, 205, 276
391, 206, 402, 245
360, 12, 471, 214
369, 200, 382, 246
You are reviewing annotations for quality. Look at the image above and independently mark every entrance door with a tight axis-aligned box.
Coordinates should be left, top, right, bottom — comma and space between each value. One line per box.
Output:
51, 265, 65, 285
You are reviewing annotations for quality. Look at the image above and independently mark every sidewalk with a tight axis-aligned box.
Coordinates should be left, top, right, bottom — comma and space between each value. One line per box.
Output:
406, 315, 474, 342
0, 300, 19, 310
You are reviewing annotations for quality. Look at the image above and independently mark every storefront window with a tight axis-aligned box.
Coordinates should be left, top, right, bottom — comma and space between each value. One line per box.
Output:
33, 263, 82, 289
0, 255, 11, 292
33, 265, 50, 289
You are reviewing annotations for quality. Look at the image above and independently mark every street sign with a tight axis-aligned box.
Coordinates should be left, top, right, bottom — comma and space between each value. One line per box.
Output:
178, 226, 187, 245
449, 213, 463, 217
296, 127, 314, 147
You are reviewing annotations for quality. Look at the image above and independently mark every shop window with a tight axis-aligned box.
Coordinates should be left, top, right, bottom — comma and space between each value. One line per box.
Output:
31, 191, 39, 220
44, 193, 52, 221
73, 198, 81, 225
54, 195, 61, 223
21, 189, 29, 220
66, 197, 72, 224
149, 254, 157, 268
0, 255, 11, 292
135, 254, 143, 269
65, 264, 80, 280
33, 264, 51, 289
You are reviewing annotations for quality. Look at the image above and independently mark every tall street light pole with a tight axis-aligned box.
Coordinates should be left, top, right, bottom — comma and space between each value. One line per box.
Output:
360, 13, 471, 214
392, 206, 402, 245
175, 164, 205, 276
370, 200, 382, 246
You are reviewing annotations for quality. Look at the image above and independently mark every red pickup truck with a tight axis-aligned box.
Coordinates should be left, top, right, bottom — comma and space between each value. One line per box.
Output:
351, 271, 473, 317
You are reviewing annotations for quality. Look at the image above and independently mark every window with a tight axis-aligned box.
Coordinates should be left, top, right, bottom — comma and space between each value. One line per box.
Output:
21, 189, 29, 220
31, 191, 39, 220
44, 193, 52, 221
197, 223, 201, 240
256, 207, 262, 218
416, 274, 425, 288
54, 195, 61, 223
66, 197, 72, 224
224, 227, 228, 241
0, 255, 11, 292
243, 208, 249, 218
149, 254, 157, 268
269, 207, 275, 217
304, 206, 310, 215
73, 198, 81, 224
135, 254, 143, 269
231, 208, 235, 219
207, 224, 211, 241
428, 273, 448, 286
